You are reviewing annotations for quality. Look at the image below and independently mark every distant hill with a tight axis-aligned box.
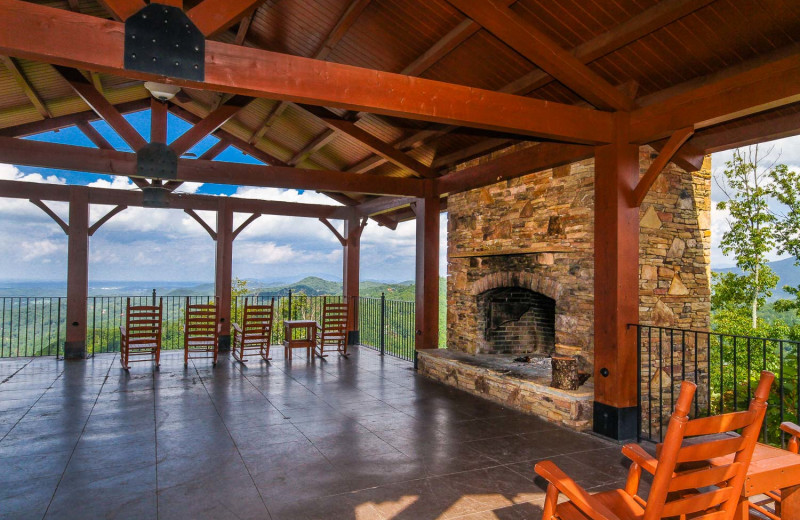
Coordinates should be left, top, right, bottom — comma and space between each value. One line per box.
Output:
253, 276, 442, 302
713, 257, 799, 301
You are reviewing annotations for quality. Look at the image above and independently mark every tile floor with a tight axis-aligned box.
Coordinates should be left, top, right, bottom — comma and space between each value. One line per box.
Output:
0, 346, 639, 519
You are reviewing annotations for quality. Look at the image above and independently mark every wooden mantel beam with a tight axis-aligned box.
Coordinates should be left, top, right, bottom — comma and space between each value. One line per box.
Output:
0, 0, 613, 144
0, 136, 425, 197
447, 0, 633, 111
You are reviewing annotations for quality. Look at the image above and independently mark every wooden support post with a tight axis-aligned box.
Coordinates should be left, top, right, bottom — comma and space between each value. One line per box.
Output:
65, 186, 89, 359
215, 199, 233, 352
414, 182, 440, 361
343, 214, 365, 345
593, 118, 639, 441
150, 98, 167, 144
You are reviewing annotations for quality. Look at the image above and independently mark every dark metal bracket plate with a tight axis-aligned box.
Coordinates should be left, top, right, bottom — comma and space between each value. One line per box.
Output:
137, 142, 178, 180
124, 3, 204, 81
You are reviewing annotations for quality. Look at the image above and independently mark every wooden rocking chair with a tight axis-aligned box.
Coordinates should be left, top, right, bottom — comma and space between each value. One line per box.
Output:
120, 297, 163, 370
748, 421, 800, 520
231, 297, 274, 363
317, 297, 349, 358
183, 298, 220, 366
535, 370, 774, 520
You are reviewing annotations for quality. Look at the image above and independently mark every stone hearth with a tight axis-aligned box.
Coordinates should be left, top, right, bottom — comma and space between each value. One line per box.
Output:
418, 349, 593, 431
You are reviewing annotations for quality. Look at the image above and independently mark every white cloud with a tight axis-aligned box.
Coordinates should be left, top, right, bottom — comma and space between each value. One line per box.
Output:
0, 163, 65, 184
20, 239, 64, 261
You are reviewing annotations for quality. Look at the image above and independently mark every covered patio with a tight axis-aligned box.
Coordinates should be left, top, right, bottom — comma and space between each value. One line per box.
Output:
1, 0, 800, 517
0, 347, 631, 519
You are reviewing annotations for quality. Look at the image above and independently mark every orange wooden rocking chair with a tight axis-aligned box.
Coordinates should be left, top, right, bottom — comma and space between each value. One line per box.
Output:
317, 297, 350, 358
748, 421, 800, 520
535, 370, 774, 520
183, 298, 220, 367
120, 297, 163, 370
231, 297, 275, 363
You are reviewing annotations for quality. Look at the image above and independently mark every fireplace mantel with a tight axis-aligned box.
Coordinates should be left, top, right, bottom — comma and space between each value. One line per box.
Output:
450, 246, 572, 258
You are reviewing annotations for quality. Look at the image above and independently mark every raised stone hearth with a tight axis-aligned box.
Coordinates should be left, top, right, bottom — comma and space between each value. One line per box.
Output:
418, 349, 593, 431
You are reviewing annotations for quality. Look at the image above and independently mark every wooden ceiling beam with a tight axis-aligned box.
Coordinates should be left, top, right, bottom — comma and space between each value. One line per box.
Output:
437, 142, 593, 195
0, 136, 425, 196
0, 56, 52, 119
96, 0, 145, 21
169, 95, 252, 156
55, 66, 147, 151
186, 0, 263, 38
234, 12, 253, 46
75, 121, 113, 150
690, 108, 800, 154
248, 101, 289, 145
0, 179, 352, 219
431, 138, 512, 170
633, 127, 694, 207
0, 1, 613, 144
150, 97, 168, 144
446, 0, 633, 111
630, 51, 800, 143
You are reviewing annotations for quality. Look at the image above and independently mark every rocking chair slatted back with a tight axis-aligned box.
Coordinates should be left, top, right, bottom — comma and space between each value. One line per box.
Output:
184, 298, 219, 365
120, 298, 163, 369
643, 371, 774, 520
232, 297, 274, 363
318, 297, 349, 357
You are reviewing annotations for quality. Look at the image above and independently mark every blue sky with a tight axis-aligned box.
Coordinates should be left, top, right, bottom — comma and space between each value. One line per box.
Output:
0, 109, 797, 283
1, 109, 444, 283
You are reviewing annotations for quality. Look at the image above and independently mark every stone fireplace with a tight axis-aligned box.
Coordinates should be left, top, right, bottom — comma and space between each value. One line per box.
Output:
417, 144, 713, 432
478, 287, 555, 355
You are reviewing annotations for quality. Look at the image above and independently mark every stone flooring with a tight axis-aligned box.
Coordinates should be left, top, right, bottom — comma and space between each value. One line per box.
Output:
0, 346, 641, 519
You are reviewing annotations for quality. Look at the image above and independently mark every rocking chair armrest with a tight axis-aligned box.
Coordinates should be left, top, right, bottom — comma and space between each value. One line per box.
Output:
622, 443, 659, 475
120, 326, 127, 338
232, 323, 242, 334
534, 460, 621, 520
781, 422, 800, 438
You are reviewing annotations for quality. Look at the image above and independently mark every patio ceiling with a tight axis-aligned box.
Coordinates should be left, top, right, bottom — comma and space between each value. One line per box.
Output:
0, 0, 796, 225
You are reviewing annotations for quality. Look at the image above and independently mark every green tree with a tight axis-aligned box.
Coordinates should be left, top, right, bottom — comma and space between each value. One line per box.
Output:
711, 269, 779, 312
769, 165, 800, 316
715, 145, 778, 328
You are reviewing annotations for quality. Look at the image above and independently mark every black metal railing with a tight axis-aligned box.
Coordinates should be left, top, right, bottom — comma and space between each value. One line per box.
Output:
0, 297, 65, 358
1, 290, 421, 362
359, 294, 417, 361
636, 324, 800, 448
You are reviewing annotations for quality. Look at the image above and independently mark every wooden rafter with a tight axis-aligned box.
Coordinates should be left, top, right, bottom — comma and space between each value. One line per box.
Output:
314, 0, 372, 61
446, 0, 633, 111
499, 0, 716, 97
431, 138, 511, 170
0, 56, 51, 118
55, 66, 147, 151
0, 136, 425, 197
0, 2, 613, 143
300, 105, 436, 178
691, 108, 800, 154
169, 95, 252, 156
96, 0, 145, 21
186, 0, 263, 37
234, 12, 253, 46
248, 101, 289, 145
76, 121, 113, 150
632, 127, 694, 207
288, 129, 337, 166
0, 98, 151, 138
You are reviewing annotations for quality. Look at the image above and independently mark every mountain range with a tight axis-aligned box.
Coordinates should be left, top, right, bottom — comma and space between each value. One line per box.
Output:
713, 257, 799, 301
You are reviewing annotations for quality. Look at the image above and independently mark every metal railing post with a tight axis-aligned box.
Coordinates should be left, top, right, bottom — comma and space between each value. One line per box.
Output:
288, 289, 293, 321
380, 292, 385, 356
152, 289, 157, 307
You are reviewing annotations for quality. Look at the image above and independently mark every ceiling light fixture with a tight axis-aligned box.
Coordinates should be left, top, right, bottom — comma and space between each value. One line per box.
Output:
143, 81, 181, 101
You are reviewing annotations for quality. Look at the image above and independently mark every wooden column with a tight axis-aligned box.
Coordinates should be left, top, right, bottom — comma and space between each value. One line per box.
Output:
593, 117, 640, 441
343, 215, 361, 345
414, 183, 440, 360
215, 199, 233, 352
64, 186, 89, 359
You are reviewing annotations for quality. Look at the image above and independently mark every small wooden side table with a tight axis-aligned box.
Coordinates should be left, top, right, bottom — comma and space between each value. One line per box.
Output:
283, 320, 317, 360
710, 442, 800, 519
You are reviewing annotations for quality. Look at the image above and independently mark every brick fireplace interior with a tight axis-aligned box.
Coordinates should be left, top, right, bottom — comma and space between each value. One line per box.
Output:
477, 287, 555, 355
